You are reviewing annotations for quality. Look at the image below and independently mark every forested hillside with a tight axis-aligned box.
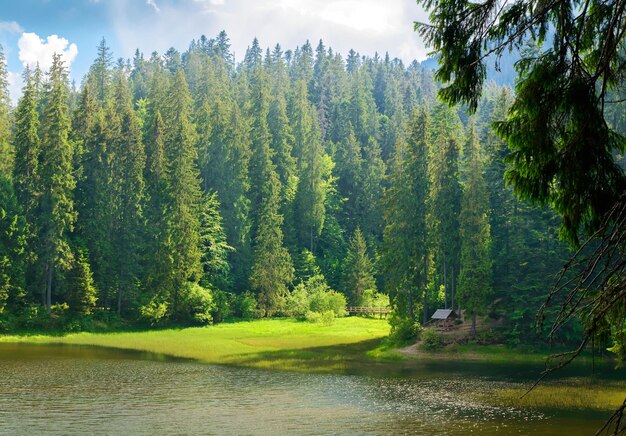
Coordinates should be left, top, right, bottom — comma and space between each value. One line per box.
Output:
0, 33, 572, 341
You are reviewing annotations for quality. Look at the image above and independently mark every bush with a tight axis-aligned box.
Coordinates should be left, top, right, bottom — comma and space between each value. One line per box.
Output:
284, 283, 309, 318
421, 327, 445, 351
232, 291, 258, 319
139, 295, 169, 326
177, 283, 214, 325
388, 312, 421, 344
309, 289, 346, 317
284, 274, 347, 320
210, 289, 231, 323
304, 310, 335, 325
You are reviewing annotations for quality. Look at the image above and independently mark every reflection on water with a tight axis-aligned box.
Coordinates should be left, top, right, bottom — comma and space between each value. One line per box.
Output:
0, 343, 612, 435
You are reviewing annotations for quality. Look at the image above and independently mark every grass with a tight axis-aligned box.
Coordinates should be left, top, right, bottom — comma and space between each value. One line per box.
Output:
0, 317, 392, 373
2, 317, 623, 412
490, 382, 626, 411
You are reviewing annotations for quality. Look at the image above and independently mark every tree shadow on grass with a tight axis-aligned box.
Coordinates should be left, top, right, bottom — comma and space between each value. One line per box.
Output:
220, 338, 413, 376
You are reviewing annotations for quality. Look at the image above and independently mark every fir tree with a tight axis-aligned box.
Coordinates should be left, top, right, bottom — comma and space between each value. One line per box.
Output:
161, 70, 203, 314
382, 109, 430, 321
343, 227, 376, 305
0, 45, 12, 179
65, 247, 97, 315
458, 131, 491, 335
38, 54, 76, 310
0, 178, 27, 313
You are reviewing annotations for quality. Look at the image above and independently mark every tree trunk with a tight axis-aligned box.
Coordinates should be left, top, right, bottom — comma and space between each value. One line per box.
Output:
117, 287, 123, 315
443, 254, 447, 309
423, 287, 429, 326
451, 266, 455, 311
471, 312, 477, 336
408, 288, 414, 320
46, 262, 53, 311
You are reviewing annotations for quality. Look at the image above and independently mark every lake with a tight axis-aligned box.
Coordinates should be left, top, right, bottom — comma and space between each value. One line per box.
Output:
0, 343, 619, 435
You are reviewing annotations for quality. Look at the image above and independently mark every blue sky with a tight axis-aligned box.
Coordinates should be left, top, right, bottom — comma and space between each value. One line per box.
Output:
1, 0, 429, 102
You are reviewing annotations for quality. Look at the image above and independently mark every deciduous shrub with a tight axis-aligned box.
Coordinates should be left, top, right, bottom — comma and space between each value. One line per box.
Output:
388, 311, 421, 344
284, 274, 347, 321
232, 291, 258, 319
177, 283, 214, 325
421, 327, 445, 351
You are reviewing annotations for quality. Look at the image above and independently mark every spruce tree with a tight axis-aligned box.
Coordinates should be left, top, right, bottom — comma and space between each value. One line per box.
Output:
250, 166, 294, 317
343, 227, 376, 305
382, 109, 430, 321
38, 54, 76, 310
109, 72, 146, 314
0, 178, 27, 313
458, 132, 491, 335
0, 45, 12, 179
65, 247, 97, 316
13, 67, 41, 238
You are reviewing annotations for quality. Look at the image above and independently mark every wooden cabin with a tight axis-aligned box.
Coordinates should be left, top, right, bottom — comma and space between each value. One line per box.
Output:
429, 309, 458, 330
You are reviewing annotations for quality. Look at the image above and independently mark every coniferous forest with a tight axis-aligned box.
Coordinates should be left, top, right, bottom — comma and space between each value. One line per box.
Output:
0, 32, 584, 342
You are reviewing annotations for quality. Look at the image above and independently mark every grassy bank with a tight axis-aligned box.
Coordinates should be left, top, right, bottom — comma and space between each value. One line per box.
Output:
1, 317, 624, 412
0, 317, 391, 372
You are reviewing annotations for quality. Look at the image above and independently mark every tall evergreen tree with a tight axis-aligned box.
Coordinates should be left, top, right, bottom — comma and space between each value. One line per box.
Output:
250, 166, 294, 317
38, 54, 76, 310
458, 132, 491, 335
13, 68, 41, 230
343, 227, 376, 305
64, 247, 97, 316
0, 178, 27, 313
382, 109, 430, 321
161, 70, 203, 314
0, 45, 12, 179
108, 73, 146, 314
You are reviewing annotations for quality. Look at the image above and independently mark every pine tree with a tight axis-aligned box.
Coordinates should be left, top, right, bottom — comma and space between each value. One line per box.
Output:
250, 164, 294, 317
13, 67, 41, 228
65, 247, 97, 315
382, 109, 430, 321
428, 102, 463, 308
343, 227, 376, 305
248, 67, 294, 315
38, 54, 76, 311
335, 125, 363, 234
458, 132, 491, 335
0, 45, 12, 179
359, 136, 386, 243
161, 70, 203, 314
199, 192, 232, 291
0, 178, 27, 313
109, 72, 146, 314
87, 38, 113, 104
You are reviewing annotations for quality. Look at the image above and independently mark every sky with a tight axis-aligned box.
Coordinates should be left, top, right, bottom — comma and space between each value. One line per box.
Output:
0, 0, 430, 103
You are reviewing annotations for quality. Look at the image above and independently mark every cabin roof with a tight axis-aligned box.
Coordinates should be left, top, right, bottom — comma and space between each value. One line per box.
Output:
431, 309, 456, 320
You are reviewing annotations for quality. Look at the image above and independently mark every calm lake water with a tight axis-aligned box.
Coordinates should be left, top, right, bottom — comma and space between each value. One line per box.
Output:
0, 343, 619, 435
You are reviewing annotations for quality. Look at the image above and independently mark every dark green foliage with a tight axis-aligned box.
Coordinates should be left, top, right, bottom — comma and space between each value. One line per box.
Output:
64, 248, 97, 316
343, 227, 377, 305
421, 327, 445, 351
458, 131, 492, 335
0, 178, 27, 313
38, 54, 76, 311
382, 110, 430, 321
0, 46, 12, 179
0, 31, 587, 346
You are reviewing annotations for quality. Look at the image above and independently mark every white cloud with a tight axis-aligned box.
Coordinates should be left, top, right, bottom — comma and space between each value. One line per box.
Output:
7, 71, 22, 106
0, 21, 23, 35
18, 32, 78, 72
108, 0, 429, 65
146, 0, 160, 12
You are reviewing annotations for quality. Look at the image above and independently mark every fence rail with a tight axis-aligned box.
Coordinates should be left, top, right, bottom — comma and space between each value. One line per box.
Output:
345, 306, 390, 316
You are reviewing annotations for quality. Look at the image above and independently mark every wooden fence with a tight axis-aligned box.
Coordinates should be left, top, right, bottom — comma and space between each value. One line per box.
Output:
345, 306, 390, 317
